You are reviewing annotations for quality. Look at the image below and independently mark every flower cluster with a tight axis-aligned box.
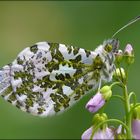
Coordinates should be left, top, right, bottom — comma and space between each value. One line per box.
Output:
81, 44, 140, 139
82, 113, 115, 139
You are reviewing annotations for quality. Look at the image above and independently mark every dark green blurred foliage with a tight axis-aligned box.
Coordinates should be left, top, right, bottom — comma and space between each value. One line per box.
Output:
0, 1, 140, 139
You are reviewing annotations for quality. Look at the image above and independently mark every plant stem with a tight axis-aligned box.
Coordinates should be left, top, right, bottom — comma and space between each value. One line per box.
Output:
110, 81, 121, 88
123, 85, 132, 139
128, 92, 137, 105
112, 95, 125, 102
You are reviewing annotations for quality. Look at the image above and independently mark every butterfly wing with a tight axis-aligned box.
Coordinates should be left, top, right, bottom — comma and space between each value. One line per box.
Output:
1, 42, 100, 116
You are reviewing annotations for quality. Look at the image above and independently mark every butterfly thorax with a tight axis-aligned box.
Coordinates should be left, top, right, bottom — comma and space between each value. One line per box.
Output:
93, 39, 119, 82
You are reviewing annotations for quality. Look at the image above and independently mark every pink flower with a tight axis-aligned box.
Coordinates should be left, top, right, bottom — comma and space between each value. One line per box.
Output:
124, 44, 133, 55
81, 126, 114, 140
124, 44, 134, 64
86, 86, 112, 113
86, 92, 105, 113
132, 119, 140, 139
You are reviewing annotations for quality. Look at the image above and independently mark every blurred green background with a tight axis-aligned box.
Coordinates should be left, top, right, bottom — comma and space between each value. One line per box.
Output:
0, 1, 140, 139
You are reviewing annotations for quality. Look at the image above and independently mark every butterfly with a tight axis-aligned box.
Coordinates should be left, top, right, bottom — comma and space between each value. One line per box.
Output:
0, 16, 139, 117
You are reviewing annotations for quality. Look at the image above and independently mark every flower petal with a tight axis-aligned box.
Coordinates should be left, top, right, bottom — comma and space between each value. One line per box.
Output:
94, 128, 114, 139
132, 119, 140, 139
86, 93, 105, 113
124, 44, 133, 55
81, 126, 114, 140
81, 127, 93, 140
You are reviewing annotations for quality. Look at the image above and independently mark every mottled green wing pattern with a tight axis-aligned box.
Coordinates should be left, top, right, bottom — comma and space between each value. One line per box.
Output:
1, 42, 99, 116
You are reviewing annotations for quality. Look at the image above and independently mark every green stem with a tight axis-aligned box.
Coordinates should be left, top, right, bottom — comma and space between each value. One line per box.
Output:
125, 65, 130, 83
123, 85, 132, 139
110, 81, 121, 88
128, 92, 137, 105
112, 95, 125, 102
90, 119, 129, 140
124, 85, 130, 113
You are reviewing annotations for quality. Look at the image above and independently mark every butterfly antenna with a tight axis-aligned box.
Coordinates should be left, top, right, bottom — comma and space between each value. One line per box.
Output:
112, 15, 140, 38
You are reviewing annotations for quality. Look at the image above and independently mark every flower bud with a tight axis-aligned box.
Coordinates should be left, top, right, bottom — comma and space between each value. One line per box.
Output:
86, 85, 112, 113
131, 104, 140, 119
92, 113, 108, 128
113, 68, 126, 81
116, 134, 127, 139
132, 119, 140, 139
86, 92, 105, 113
100, 85, 112, 101
124, 44, 134, 64
124, 44, 133, 55
131, 104, 140, 139
115, 49, 123, 64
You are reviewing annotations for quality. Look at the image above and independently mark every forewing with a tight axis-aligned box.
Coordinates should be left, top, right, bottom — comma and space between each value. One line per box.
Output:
3, 42, 98, 116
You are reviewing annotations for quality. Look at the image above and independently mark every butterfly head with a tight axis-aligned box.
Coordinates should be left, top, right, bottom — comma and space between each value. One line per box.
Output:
103, 39, 119, 54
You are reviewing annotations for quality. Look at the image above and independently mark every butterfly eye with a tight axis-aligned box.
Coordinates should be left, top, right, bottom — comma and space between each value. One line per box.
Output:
104, 44, 113, 52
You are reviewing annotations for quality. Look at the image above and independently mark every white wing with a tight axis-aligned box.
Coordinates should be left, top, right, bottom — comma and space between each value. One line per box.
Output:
1, 42, 107, 116
2, 42, 114, 116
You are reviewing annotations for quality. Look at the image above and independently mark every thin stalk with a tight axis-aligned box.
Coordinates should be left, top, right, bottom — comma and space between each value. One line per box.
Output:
123, 85, 132, 139
112, 95, 125, 102
128, 92, 137, 105
110, 81, 121, 88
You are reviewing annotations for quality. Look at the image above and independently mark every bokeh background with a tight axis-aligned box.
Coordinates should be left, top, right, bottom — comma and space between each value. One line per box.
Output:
0, 1, 140, 139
